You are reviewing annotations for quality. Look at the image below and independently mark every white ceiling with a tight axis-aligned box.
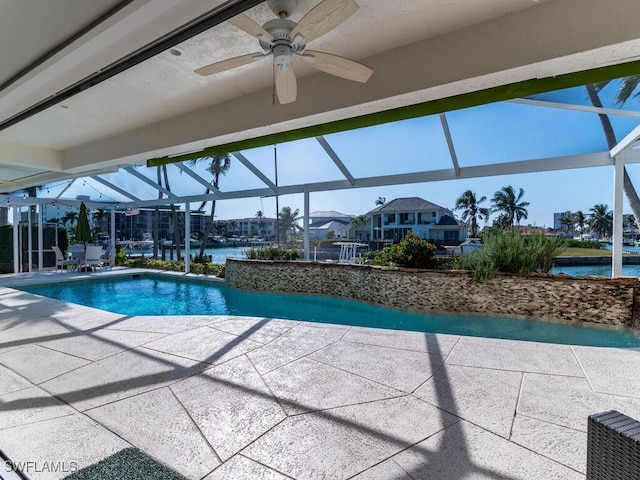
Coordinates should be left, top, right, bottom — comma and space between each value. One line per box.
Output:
2, 0, 640, 195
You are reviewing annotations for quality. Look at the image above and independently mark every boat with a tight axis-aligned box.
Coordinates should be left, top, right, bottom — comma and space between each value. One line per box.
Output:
444, 238, 483, 256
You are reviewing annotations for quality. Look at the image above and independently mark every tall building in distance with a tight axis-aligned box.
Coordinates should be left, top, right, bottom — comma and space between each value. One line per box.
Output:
553, 211, 572, 230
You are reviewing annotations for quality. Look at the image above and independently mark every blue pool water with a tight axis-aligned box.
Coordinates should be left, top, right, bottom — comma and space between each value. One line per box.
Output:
552, 264, 640, 277
19, 275, 640, 348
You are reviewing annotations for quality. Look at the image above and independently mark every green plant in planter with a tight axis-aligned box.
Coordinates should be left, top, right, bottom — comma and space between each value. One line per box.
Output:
245, 246, 299, 261
370, 232, 438, 268
453, 233, 567, 282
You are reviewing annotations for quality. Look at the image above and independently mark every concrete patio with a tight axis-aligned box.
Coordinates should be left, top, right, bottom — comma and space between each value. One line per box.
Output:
1, 270, 640, 479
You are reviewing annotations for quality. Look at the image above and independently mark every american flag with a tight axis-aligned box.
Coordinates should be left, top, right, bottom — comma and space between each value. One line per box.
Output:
125, 207, 140, 216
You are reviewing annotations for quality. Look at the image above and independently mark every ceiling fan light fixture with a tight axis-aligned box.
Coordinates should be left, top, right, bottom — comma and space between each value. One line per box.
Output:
272, 44, 294, 66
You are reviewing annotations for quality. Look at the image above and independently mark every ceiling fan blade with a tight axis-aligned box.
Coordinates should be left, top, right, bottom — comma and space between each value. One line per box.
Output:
275, 64, 297, 104
291, 0, 359, 44
195, 52, 265, 76
228, 13, 273, 41
303, 50, 372, 83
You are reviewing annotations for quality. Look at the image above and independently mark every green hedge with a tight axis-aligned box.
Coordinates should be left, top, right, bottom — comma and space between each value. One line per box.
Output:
0, 225, 69, 273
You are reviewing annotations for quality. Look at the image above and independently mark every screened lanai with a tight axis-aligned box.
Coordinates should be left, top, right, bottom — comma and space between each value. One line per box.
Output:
2, 0, 640, 276
4, 73, 640, 276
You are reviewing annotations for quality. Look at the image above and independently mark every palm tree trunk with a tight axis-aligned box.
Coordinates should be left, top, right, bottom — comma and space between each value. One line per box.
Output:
586, 84, 640, 222
198, 186, 214, 259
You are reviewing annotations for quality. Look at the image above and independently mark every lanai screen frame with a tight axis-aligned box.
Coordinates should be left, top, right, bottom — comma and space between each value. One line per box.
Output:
6, 61, 640, 276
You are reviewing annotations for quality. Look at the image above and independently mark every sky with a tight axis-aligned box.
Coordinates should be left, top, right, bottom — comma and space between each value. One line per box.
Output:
37, 79, 640, 229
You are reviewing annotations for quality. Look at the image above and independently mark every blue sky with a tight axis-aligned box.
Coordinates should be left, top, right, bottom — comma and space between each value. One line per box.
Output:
46, 79, 640, 228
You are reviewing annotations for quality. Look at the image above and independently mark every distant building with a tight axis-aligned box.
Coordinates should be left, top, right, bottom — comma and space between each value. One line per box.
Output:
553, 211, 572, 230
235, 217, 276, 238
115, 207, 206, 241
308, 211, 353, 239
367, 197, 467, 243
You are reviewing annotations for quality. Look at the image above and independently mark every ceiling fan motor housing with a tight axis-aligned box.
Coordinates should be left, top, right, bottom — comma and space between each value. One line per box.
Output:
260, 19, 301, 67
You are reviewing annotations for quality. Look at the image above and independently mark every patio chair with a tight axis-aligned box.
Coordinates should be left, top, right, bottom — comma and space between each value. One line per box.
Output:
83, 245, 104, 271
100, 245, 114, 268
587, 410, 640, 479
52, 246, 78, 272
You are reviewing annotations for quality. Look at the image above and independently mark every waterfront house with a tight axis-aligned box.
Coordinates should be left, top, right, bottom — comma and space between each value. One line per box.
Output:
308, 211, 353, 239
367, 197, 467, 243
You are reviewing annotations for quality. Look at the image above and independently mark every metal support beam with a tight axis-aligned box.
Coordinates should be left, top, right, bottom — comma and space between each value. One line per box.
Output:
124, 167, 176, 198
185, 202, 191, 274
91, 176, 141, 202
27, 206, 32, 273
304, 188, 310, 261
174, 163, 222, 197
316, 136, 356, 186
611, 123, 640, 158
13, 207, 19, 273
110, 208, 116, 267
612, 158, 624, 277
38, 204, 43, 271
232, 152, 277, 191
439, 113, 460, 176
509, 98, 640, 119
56, 179, 76, 199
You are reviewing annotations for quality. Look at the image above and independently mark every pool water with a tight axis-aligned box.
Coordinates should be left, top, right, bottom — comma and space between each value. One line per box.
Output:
19, 275, 640, 348
552, 264, 640, 277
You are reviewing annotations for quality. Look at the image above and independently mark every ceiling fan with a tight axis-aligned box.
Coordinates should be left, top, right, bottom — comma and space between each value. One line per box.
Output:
195, 0, 373, 104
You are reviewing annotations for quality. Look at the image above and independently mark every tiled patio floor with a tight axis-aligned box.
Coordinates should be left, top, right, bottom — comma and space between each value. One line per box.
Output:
1, 269, 640, 479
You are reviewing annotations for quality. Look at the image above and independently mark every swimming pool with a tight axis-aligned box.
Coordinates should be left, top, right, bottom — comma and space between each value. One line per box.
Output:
18, 275, 640, 348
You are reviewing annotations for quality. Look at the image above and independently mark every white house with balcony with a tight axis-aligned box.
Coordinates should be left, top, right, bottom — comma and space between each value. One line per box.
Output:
367, 197, 467, 243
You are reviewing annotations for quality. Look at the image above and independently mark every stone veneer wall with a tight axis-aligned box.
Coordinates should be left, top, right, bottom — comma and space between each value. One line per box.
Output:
225, 259, 640, 330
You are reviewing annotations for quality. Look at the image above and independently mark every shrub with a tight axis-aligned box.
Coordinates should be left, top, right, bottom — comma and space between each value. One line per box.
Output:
453, 233, 567, 282
0, 225, 69, 273
116, 255, 224, 276
566, 239, 602, 249
245, 246, 299, 261
369, 232, 438, 269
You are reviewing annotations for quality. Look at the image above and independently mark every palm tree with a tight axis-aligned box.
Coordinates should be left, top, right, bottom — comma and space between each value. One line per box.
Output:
491, 186, 529, 233
161, 164, 181, 260
278, 206, 302, 244
349, 214, 369, 240
92, 208, 109, 233
255, 210, 267, 237
226, 219, 239, 237
588, 203, 613, 239
61, 210, 78, 227
624, 214, 637, 231
188, 154, 231, 258
625, 214, 637, 242
587, 80, 640, 224
454, 190, 490, 237
375, 196, 386, 206
153, 166, 162, 258
574, 210, 587, 235
559, 213, 575, 235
